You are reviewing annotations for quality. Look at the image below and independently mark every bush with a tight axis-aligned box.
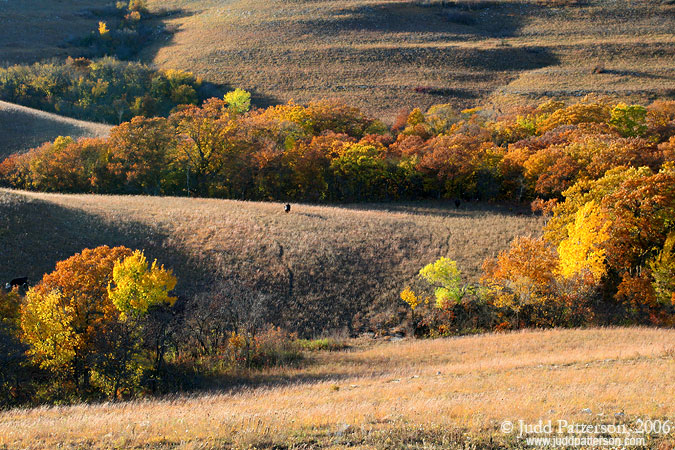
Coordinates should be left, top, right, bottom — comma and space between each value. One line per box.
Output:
0, 57, 201, 124
297, 338, 349, 352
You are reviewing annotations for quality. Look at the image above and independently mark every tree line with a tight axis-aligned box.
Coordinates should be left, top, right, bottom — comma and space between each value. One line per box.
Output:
1, 95, 674, 204
0, 57, 202, 124
402, 162, 675, 335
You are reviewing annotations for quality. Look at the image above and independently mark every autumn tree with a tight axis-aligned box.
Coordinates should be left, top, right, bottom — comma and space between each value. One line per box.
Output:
173, 98, 233, 196
99, 250, 178, 396
19, 246, 178, 397
108, 250, 177, 319
108, 116, 177, 194
556, 201, 611, 284
650, 232, 675, 309
418, 258, 473, 308
481, 237, 563, 326
224, 88, 251, 115
20, 246, 132, 390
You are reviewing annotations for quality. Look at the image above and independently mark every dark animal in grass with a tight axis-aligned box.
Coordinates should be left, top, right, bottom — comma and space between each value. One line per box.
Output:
454, 199, 461, 209
284, 203, 291, 213
5, 277, 28, 291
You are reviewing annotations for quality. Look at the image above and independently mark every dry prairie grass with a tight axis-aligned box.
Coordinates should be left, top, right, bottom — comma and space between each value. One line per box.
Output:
141, 0, 675, 120
0, 0, 114, 65
0, 101, 111, 157
0, 189, 542, 333
0, 327, 673, 449
1, 0, 672, 123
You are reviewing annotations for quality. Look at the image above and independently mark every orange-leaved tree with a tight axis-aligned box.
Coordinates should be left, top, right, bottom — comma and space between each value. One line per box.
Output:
20, 246, 133, 390
19, 246, 178, 397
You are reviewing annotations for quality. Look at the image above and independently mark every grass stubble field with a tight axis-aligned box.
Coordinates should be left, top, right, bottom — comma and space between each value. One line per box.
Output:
0, 327, 673, 449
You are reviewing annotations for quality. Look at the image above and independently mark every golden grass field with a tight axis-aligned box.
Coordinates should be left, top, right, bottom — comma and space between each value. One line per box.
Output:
0, 327, 673, 449
0, 101, 111, 158
1, 0, 673, 121
0, 188, 542, 333
142, 0, 675, 119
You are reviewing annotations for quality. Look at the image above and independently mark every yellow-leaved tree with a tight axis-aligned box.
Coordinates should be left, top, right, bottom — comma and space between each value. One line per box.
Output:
19, 246, 178, 397
20, 246, 133, 389
108, 250, 177, 320
418, 257, 469, 308
98, 21, 109, 36
556, 201, 611, 284
20, 290, 77, 374
650, 232, 675, 307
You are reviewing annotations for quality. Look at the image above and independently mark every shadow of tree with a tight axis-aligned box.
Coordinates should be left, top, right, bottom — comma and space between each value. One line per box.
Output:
295, 1, 541, 39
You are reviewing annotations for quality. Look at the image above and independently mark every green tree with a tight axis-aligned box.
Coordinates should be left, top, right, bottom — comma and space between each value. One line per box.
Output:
224, 88, 251, 115
609, 103, 647, 137
419, 257, 472, 307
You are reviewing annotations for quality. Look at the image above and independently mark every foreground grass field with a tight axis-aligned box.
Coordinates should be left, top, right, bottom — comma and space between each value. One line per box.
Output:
143, 0, 675, 119
0, 101, 111, 157
0, 189, 541, 333
0, 327, 673, 449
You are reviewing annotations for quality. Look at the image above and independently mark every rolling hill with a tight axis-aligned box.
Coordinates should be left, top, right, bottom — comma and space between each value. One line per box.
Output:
0, 188, 542, 334
142, 0, 675, 120
1, 327, 672, 449
0, 101, 111, 158
1, 0, 673, 123
0, 0, 113, 65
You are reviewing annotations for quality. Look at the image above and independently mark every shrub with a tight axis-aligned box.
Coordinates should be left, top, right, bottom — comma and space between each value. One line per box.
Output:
296, 338, 348, 352
0, 58, 202, 123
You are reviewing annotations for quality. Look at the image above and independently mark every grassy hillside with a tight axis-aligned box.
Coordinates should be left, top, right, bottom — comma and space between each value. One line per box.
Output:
0, 189, 542, 334
0, 0, 112, 64
143, 0, 675, 119
1, 1, 672, 121
0, 101, 111, 158
1, 327, 673, 449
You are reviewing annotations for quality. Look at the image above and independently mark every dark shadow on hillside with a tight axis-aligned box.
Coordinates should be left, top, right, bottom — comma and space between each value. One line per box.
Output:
0, 104, 109, 158
63, 6, 195, 62
197, 81, 282, 110
340, 200, 535, 218
0, 0, 113, 65
0, 192, 214, 297
600, 69, 673, 80
354, 45, 558, 72
0, 192, 404, 337
296, 1, 542, 39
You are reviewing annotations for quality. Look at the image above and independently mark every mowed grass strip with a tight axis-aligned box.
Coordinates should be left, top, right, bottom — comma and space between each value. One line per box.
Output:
0, 327, 673, 449
0, 189, 542, 333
